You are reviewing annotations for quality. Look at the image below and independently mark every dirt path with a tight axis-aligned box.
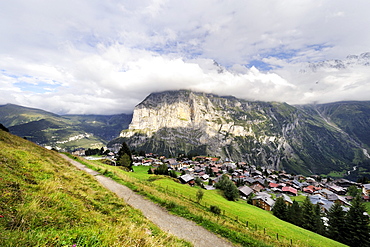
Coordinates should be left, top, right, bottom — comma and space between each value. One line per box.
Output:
60, 154, 234, 247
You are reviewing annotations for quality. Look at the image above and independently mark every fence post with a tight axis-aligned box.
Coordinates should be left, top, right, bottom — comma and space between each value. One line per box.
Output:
276, 233, 279, 241
246, 221, 248, 227
264, 228, 266, 234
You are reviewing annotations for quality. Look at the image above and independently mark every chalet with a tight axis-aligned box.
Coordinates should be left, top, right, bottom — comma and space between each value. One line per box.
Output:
327, 184, 346, 195
309, 194, 334, 212
363, 184, 370, 196
250, 183, 264, 193
179, 174, 194, 185
252, 192, 275, 211
306, 177, 316, 184
303, 187, 314, 194
282, 186, 297, 196
314, 188, 334, 198
250, 169, 262, 177
269, 182, 279, 189
276, 193, 293, 206
244, 177, 255, 185
326, 194, 351, 206
238, 186, 254, 199
72, 148, 85, 156
334, 178, 358, 188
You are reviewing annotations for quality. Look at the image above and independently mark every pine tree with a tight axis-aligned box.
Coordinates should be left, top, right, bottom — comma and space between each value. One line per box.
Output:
327, 202, 346, 243
287, 200, 302, 226
301, 196, 315, 232
313, 204, 325, 235
272, 197, 287, 221
344, 195, 370, 247
116, 142, 133, 170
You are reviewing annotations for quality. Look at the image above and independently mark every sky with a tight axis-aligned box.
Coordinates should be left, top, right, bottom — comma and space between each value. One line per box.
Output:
1, 0, 370, 115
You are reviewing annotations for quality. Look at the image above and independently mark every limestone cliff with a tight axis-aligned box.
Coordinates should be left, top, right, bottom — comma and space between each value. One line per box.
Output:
113, 90, 370, 176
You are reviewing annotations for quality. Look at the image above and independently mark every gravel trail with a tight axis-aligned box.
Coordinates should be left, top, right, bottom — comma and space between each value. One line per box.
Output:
60, 154, 234, 247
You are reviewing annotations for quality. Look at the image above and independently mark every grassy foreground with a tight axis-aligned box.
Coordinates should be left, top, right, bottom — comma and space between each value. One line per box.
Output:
75, 159, 346, 247
0, 131, 190, 247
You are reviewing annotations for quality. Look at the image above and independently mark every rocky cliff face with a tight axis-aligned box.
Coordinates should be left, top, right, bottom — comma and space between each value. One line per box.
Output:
114, 90, 370, 177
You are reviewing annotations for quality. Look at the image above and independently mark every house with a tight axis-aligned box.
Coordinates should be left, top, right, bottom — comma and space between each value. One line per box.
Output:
250, 183, 264, 193
309, 194, 334, 212
179, 174, 194, 185
326, 194, 351, 206
314, 188, 334, 198
327, 184, 346, 195
252, 192, 275, 211
269, 182, 279, 189
238, 186, 254, 199
282, 186, 297, 196
276, 193, 293, 206
72, 148, 85, 156
244, 177, 255, 185
363, 184, 370, 196
334, 178, 358, 188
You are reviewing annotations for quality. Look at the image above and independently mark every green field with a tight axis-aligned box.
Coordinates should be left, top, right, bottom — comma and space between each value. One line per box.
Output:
76, 162, 346, 247
0, 131, 189, 247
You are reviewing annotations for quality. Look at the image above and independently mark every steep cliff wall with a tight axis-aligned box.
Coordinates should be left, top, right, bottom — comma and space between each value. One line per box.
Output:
114, 90, 369, 176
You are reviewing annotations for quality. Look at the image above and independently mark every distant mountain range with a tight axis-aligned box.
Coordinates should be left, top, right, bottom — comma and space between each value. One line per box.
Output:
301, 52, 370, 72
2, 91, 370, 179
0, 104, 132, 151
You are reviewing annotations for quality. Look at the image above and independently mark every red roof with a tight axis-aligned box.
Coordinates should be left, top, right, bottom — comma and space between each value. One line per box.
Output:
303, 187, 314, 194
269, 182, 279, 188
282, 186, 297, 195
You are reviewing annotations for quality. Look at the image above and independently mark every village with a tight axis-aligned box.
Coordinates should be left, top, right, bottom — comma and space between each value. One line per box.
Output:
126, 153, 370, 214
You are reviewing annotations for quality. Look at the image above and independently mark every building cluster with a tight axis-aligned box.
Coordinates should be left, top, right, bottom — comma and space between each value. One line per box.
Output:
132, 154, 370, 213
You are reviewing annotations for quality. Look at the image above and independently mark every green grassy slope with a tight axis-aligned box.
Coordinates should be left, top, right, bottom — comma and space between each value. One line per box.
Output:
0, 130, 189, 247
75, 161, 346, 247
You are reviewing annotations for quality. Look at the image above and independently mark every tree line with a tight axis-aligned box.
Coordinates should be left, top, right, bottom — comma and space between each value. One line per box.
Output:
272, 195, 370, 247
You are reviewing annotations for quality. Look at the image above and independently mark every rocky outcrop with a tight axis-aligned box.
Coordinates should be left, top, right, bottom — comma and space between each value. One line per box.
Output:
115, 90, 370, 176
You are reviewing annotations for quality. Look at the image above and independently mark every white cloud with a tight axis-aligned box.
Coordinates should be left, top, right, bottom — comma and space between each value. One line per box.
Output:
1, 0, 370, 114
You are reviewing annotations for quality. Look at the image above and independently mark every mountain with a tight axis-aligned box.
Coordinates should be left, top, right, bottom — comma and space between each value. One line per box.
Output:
110, 90, 370, 178
301, 52, 370, 72
0, 104, 132, 151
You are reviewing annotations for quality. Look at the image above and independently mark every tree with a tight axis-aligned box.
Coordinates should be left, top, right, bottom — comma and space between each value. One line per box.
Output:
347, 185, 361, 197
343, 195, 370, 247
287, 200, 302, 227
313, 204, 325, 235
117, 142, 133, 170
215, 174, 239, 201
327, 202, 347, 243
196, 189, 204, 203
301, 196, 316, 232
272, 197, 288, 221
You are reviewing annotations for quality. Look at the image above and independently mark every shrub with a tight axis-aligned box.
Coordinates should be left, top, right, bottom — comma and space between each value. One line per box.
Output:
210, 205, 221, 215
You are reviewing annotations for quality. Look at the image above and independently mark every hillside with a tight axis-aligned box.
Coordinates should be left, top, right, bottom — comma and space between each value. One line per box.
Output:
0, 130, 187, 246
111, 90, 370, 178
0, 104, 132, 151
73, 158, 346, 247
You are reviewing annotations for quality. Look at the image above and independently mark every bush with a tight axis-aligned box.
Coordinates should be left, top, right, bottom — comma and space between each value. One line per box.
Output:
210, 205, 221, 215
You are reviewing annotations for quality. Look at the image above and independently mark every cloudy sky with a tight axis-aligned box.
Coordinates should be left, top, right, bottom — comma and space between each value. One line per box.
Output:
1, 0, 370, 114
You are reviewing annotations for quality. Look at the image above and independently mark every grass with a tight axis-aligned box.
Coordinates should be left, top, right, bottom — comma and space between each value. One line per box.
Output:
0, 130, 190, 247
74, 161, 346, 247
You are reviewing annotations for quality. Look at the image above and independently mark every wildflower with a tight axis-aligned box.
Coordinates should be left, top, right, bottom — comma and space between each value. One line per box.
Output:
0, 215, 4, 218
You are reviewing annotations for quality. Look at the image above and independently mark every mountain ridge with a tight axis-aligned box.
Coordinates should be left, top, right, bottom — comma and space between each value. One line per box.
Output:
111, 90, 370, 178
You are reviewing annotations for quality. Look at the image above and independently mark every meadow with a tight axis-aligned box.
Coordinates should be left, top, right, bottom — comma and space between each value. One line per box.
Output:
76, 159, 346, 247
0, 131, 189, 247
